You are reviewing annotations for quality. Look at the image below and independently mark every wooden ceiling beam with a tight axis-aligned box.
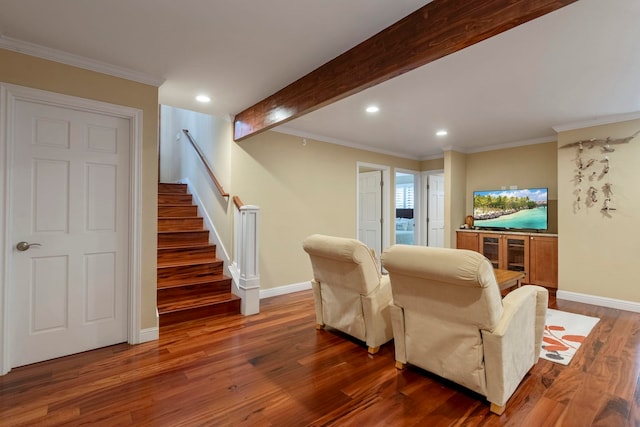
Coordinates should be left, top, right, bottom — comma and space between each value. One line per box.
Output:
233, 0, 578, 141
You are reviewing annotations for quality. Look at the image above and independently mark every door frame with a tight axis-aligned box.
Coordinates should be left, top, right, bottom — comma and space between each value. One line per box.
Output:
0, 83, 143, 375
356, 162, 390, 255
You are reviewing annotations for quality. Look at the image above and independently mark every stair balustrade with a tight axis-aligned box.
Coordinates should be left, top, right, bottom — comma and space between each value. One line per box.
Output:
177, 129, 260, 315
231, 196, 260, 315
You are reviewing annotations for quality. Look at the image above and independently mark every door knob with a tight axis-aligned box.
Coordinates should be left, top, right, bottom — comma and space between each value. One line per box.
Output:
16, 241, 41, 251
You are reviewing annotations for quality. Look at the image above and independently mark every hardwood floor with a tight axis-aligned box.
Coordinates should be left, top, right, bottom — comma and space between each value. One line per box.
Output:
1, 290, 638, 426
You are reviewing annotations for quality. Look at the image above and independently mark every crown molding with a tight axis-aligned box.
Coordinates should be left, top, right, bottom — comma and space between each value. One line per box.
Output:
439, 135, 556, 156
553, 111, 640, 133
274, 126, 421, 161
440, 145, 467, 153
419, 152, 445, 161
0, 35, 165, 87
465, 135, 557, 154
273, 129, 558, 161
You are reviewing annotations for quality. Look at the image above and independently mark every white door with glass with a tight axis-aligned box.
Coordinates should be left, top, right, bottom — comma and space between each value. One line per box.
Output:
8, 98, 130, 368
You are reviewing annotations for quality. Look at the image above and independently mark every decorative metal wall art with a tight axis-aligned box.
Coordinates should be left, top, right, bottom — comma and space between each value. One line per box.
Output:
560, 130, 639, 215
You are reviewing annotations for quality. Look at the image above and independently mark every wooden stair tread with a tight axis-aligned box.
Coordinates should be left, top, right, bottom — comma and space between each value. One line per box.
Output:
157, 264, 224, 282
158, 224, 203, 229
158, 225, 204, 232
157, 187, 187, 194
157, 245, 217, 263
157, 258, 222, 269
158, 242, 216, 249
157, 275, 231, 290
158, 229, 208, 234
158, 216, 203, 220
158, 230, 209, 246
157, 293, 240, 314
158, 193, 192, 200
158, 205, 199, 218
157, 243, 216, 251
157, 242, 207, 248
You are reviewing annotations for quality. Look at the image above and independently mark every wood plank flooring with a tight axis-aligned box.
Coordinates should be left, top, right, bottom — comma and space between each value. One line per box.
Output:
1, 290, 638, 426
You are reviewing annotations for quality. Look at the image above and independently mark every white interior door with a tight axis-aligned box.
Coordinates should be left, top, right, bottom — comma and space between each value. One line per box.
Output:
427, 174, 445, 247
8, 98, 130, 368
358, 171, 382, 257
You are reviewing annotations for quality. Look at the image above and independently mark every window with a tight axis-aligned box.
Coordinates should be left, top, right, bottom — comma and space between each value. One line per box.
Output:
395, 182, 414, 208
395, 172, 416, 245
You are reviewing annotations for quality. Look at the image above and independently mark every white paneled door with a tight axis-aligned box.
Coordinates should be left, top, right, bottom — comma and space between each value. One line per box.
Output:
358, 171, 382, 258
427, 174, 445, 248
9, 99, 130, 368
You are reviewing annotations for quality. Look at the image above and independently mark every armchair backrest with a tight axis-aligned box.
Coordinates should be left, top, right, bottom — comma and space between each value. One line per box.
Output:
382, 244, 548, 413
302, 234, 381, 296
381, 245, 503, 330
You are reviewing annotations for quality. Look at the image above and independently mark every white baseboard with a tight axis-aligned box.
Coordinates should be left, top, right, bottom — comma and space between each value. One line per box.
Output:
138, 327, 159, 343
556, 290, 640, 313
260, 281, 312, 299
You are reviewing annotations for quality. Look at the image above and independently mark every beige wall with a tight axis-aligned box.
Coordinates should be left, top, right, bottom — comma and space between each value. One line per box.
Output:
558, 119, 640, 302
1, 48, 159, 329
231, 131, 419, 289
465, 142, 558, 200
465, 142, 558, 233
444, 150, 467, 247
160, 106, 233, 253
156, 103, 637, 308
421, 157, 444, 171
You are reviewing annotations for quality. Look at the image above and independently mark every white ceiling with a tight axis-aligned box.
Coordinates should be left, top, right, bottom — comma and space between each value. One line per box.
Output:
1, 0, 638, 159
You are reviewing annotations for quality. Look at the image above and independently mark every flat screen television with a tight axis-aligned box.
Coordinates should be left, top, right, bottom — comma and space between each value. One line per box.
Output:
473, 188, 548, 231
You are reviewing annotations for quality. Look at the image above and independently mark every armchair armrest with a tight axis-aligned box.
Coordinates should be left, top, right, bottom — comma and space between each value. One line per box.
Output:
481, 285, 548, 408
388, 303, 406, 365
361, 275, 394, 349
310, 279, 324, 327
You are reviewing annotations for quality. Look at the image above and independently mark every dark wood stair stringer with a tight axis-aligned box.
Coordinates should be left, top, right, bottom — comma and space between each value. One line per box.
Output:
157, 183, 239, 326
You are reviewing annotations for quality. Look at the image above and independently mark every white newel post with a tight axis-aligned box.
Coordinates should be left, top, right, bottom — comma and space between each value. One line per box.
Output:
233, 204, 260, 315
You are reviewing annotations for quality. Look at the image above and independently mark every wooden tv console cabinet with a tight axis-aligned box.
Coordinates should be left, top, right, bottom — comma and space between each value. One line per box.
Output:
456, 230, 558, 289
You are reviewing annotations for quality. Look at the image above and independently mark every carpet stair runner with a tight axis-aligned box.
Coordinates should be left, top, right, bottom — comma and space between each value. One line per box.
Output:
157, 183, 240, 326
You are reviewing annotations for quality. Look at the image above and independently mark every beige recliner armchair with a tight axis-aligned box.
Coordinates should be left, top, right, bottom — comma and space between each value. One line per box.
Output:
381, 245, 548, 415
302, 234, 394, 354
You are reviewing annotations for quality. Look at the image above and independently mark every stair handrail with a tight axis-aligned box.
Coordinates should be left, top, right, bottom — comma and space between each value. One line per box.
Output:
233, 196, 245, 210
182, 129, 229, 198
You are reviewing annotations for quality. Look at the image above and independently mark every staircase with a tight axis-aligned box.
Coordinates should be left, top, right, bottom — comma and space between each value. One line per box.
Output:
157, 183, 240, 326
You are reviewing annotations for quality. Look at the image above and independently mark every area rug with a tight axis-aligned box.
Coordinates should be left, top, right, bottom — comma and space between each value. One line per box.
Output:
539, 308, 599, 365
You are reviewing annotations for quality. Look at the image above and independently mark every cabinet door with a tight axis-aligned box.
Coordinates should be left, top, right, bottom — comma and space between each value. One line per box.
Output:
456, 232, 479, 252
503, 235, 529, 282
479, 233, 502, 269
529, 236, 558, 288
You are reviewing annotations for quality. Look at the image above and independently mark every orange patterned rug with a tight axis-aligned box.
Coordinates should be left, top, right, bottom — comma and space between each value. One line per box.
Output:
540, 309, 599, 365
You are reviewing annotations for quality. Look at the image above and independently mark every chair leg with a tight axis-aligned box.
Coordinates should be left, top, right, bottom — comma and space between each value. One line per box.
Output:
395, 361, 406, 370
315, 323, 324, 330
490, 403, 505, 415
367, 346, 380, 355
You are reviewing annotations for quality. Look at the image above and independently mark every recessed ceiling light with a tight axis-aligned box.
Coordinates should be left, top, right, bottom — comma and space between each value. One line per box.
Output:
366, 105, 379, 113
436, 130, 448, 136
195, 94, 211, 103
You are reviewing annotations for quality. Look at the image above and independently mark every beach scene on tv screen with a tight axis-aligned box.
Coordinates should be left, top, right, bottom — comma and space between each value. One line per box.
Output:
473, 188, 548, 230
